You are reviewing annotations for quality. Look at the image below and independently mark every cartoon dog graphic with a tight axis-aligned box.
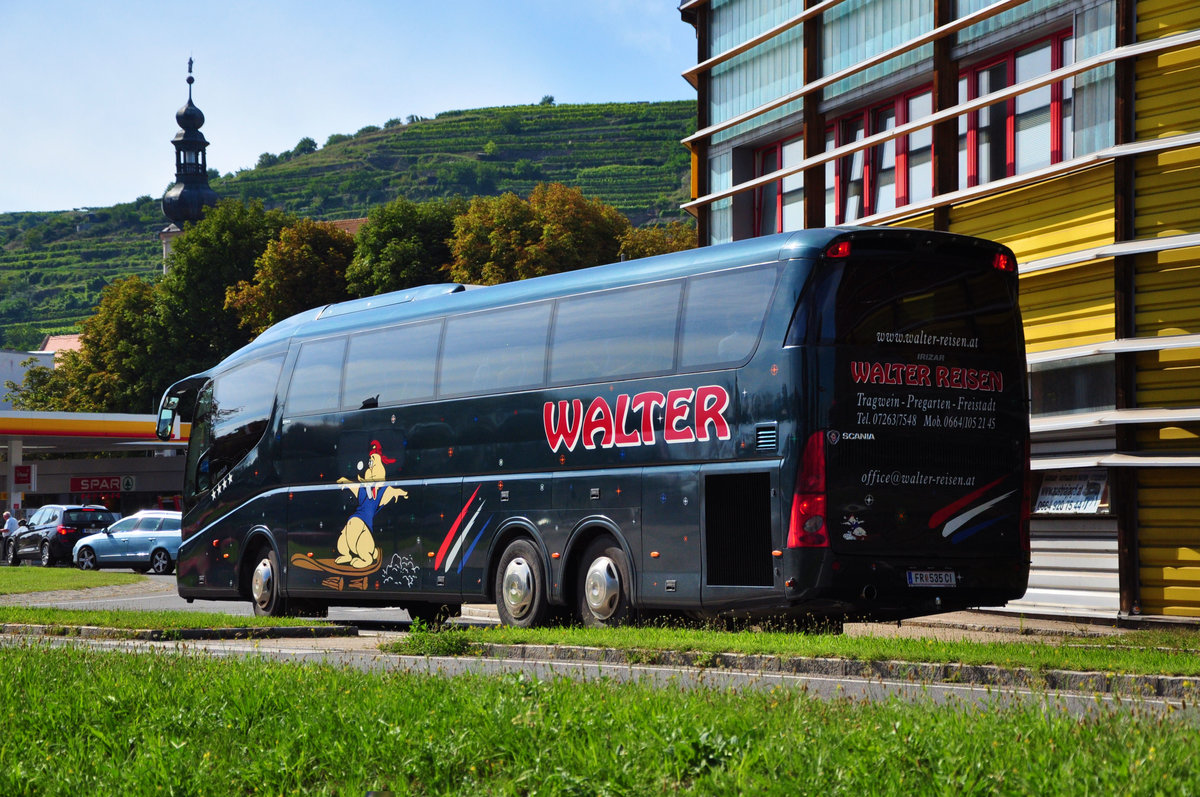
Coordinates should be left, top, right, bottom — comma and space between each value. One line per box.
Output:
334, 440, 408, 568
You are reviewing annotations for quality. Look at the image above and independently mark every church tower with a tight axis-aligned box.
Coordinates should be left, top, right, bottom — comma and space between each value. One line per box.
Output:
160, 58, 219, 266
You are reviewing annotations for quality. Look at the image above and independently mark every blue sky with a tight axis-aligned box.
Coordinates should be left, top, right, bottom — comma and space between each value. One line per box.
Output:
0, 1, 697, 214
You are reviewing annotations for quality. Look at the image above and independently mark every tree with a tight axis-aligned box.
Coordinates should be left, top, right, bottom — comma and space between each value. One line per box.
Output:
72, 276, 166, 412
3, 355, 76, 411
540, 95, 555, 106
346, 196, 467, 297
448, 183, 631, 285
158, 199, 296, 384
256, 152, 279, 168
618, 220, 698, 260
5, 276, 164, 413
293, 136, 318, 156
225, 219, 356, 335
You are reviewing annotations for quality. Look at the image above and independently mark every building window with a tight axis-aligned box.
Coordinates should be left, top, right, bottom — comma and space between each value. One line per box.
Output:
959, 31, 1074, 188
753, 135, 803, 235
1029, 354, 1115, 416
826, 89, 934, 225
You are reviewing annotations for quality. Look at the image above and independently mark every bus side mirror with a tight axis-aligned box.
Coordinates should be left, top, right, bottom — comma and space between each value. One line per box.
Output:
157, 397, 179, 441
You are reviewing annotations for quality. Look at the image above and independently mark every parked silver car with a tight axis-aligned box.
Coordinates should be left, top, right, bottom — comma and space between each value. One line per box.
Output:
72, 510, 183, 575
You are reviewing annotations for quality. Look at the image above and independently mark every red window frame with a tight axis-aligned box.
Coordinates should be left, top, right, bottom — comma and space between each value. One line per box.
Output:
753, 134, 802, 235
827, 86, 932, 225
750, 29, 1074, 236
960, 29, 1072, 187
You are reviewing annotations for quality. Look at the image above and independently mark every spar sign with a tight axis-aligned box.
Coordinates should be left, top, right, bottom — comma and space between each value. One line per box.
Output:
70, 475, 136, 493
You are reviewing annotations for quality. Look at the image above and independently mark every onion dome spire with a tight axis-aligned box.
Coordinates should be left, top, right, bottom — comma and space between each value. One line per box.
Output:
162, 58, 218, 227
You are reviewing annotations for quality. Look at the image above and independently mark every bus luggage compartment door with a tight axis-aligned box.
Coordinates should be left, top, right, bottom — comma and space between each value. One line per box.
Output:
640, 466, 701, 609
699, 466, 780, 612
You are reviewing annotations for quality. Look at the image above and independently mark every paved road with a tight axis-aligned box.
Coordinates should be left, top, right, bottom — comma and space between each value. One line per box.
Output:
0, 566, 1129, 642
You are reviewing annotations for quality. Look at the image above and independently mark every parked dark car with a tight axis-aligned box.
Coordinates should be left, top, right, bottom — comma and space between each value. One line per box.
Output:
5, 505, 121, 567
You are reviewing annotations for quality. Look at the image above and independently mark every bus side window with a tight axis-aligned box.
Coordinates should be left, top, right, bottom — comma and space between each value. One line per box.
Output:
440, 303, 552, 397
679, 265, 779, 369
344, 320, 441, 409
285, 338, 348, 416
550, 281, 682, 384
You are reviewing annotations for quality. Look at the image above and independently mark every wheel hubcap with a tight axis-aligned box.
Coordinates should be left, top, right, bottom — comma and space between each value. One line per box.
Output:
251, 557, 273, 608
501, 556, 534, 619
584, 556, 620, 619
81, 551, 94, 569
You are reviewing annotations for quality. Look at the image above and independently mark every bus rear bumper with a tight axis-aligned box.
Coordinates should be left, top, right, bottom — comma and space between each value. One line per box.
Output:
782, 549, 1030, 622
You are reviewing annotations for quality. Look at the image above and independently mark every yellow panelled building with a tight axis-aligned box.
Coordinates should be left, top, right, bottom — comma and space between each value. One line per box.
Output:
682, 0, 1200, 619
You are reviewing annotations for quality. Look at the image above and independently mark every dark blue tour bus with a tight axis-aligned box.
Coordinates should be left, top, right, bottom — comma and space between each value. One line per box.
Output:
156, 227, 1030, 627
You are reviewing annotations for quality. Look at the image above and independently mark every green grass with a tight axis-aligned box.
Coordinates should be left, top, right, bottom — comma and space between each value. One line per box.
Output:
386, 622, 1200, 678
0, 567, 145, 595
0, 607, 329, 632
0, 644, 1194, 796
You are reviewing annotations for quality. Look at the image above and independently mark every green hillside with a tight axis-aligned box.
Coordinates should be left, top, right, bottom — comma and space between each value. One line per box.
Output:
0, 99, 696, 343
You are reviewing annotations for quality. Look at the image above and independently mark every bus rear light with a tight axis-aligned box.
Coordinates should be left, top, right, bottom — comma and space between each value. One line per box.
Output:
788, 493, 828, 548
788, 431, 829, 548
826, 240, 851, 259
992, 252, 1015, 272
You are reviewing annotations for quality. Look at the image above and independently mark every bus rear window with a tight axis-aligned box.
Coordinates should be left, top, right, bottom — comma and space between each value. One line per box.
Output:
788, 242, 1020, 347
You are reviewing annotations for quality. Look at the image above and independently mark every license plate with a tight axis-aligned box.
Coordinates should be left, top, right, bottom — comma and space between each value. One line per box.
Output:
906, 569, 956, 588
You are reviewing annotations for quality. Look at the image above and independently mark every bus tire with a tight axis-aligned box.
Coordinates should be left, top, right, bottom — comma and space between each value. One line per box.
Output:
495, 539, 550, 628
250, 547, 288, 617
577, 538, 634, 627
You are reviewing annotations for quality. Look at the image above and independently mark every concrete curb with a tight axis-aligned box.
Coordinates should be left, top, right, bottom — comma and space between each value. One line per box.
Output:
1, 622, 358, 641
469, 643, 1200, 700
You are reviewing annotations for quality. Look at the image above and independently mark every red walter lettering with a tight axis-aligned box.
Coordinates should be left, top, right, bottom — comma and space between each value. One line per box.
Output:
543, 386, 732, 453
851, 361, 1002, 393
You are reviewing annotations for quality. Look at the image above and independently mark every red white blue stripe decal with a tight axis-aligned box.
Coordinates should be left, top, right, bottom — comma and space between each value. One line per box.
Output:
434, 485, 481, 570
929, 476, 1016, 543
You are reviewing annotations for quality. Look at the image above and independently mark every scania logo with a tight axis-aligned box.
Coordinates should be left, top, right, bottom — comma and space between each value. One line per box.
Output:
829, 430, 875, 444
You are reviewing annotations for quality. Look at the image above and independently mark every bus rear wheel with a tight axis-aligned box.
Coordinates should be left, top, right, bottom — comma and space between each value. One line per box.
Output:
495, 539, 550, 628
251, 548, 288, 617
577, 538, 633, 627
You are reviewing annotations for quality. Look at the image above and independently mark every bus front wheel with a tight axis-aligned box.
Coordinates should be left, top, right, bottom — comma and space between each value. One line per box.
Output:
251, 548, 288, 617
577, 538, 633, 627
495, 539, 550, 628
